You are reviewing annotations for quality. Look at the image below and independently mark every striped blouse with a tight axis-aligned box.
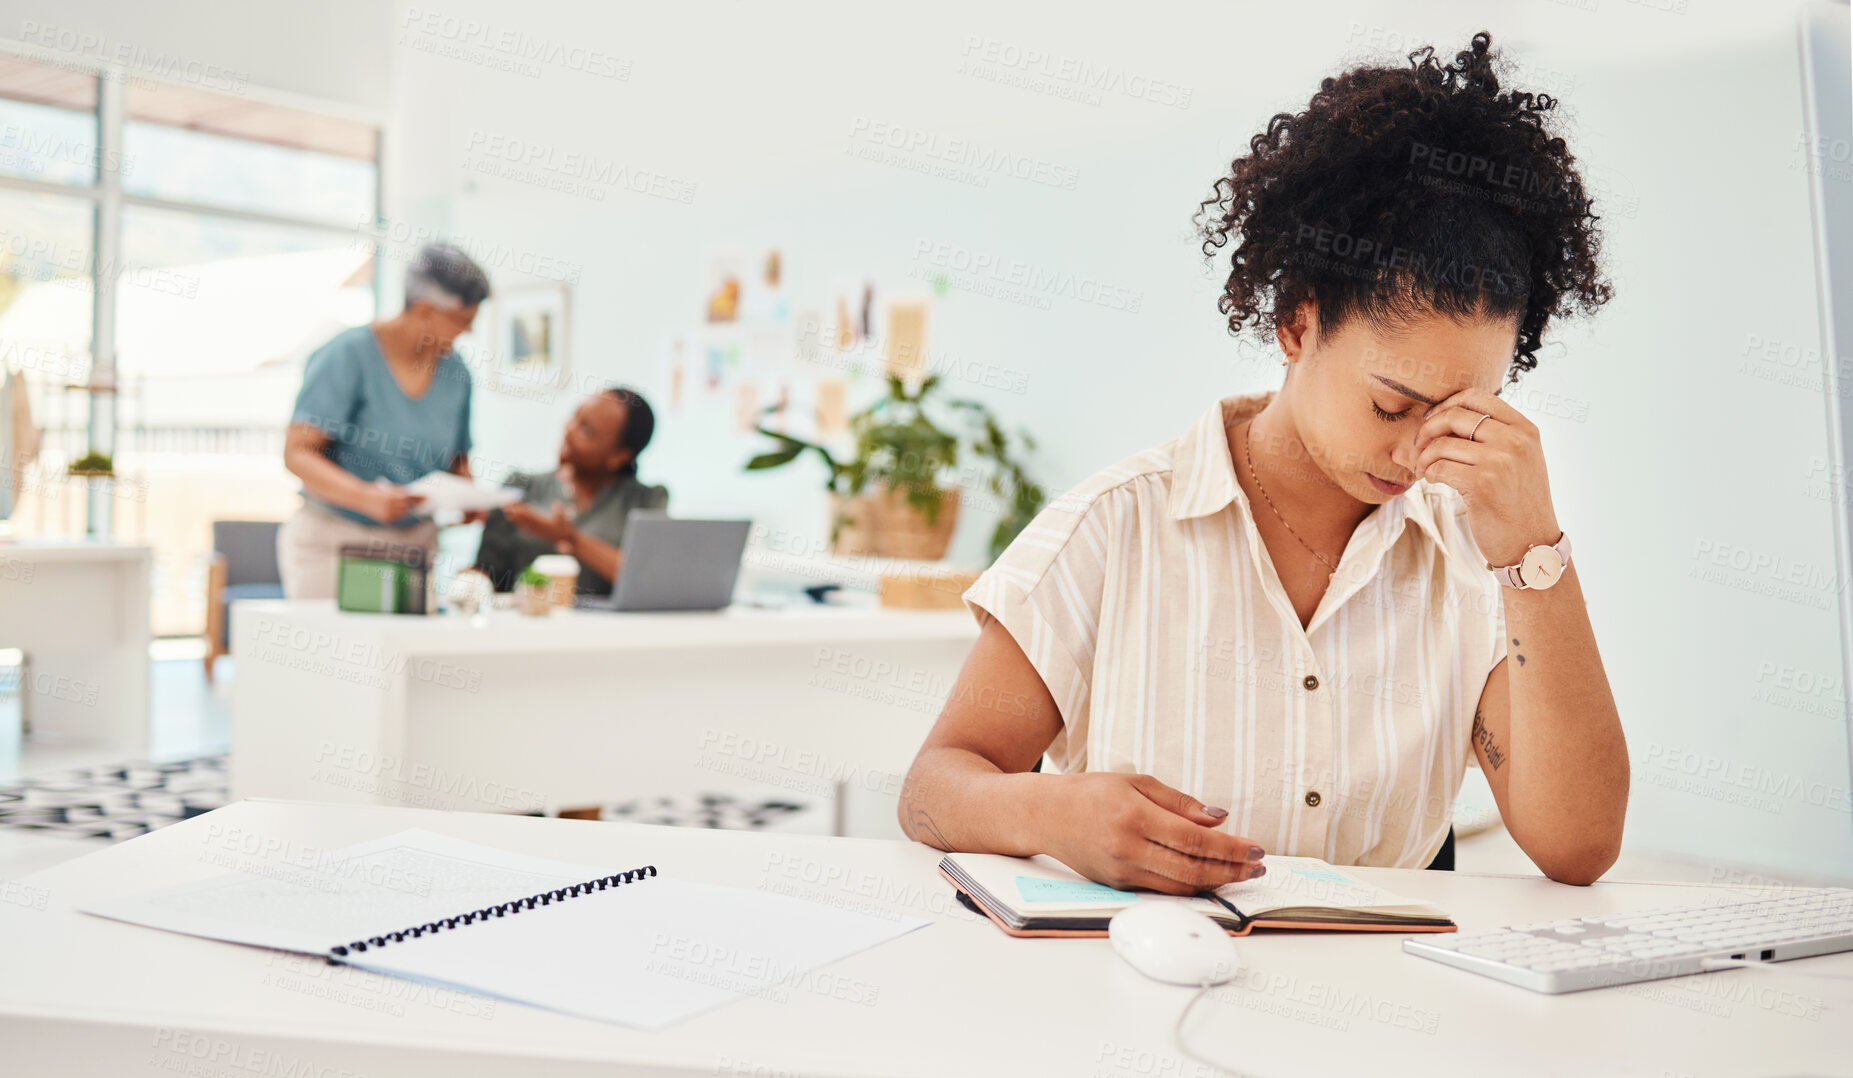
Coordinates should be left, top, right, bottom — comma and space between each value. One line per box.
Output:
961, 389, 1508, 868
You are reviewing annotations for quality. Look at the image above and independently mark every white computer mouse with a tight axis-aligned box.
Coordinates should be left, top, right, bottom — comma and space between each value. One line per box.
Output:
1108, 902, 1243, 986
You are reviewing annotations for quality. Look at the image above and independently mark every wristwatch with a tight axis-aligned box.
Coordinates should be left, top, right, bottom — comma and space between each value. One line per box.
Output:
1488, 531, 1571, 590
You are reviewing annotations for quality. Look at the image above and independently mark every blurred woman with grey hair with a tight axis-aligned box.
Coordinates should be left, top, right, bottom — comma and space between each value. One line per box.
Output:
278, 242, 490, 598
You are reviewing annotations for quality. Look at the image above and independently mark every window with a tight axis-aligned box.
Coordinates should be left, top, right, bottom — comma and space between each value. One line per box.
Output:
0, 58, 99, 540
0, 56, 99, 186
0, 51, 380, 635
123, 80, 377, 225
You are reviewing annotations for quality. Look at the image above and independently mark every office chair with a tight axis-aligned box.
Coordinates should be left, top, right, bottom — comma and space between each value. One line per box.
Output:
204, 520, 285, 682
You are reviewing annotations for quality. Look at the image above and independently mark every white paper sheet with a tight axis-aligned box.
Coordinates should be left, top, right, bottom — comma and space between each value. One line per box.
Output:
1213, 856, 1442, 917
81, 829, 606, 954
345, 877, 929, 1029
402, 472, 523, 514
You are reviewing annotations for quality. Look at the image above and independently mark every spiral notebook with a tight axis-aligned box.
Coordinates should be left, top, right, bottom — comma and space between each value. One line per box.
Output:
81, 829, 929, 1029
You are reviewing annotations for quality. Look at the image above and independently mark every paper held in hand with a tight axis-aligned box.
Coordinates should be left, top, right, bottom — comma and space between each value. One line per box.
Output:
402, 472, 523, 514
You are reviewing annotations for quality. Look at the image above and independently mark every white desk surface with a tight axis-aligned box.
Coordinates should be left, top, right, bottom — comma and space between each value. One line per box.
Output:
4, 800, 1847, 1078
0, 539, 150, 563
235, 600, 979, 655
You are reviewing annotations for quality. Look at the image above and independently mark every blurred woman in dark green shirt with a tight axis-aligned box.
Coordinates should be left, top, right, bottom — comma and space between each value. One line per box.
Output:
473, 386, 668, 596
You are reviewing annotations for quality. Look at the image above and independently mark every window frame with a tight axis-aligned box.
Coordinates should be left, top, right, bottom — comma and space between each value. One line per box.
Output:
0, 41, 386, 537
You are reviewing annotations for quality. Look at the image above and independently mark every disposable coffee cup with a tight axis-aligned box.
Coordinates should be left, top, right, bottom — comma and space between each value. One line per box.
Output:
531, 554, 580, 607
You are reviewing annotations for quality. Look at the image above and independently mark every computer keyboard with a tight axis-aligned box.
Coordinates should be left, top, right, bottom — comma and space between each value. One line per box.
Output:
1403, 888, 1853, 994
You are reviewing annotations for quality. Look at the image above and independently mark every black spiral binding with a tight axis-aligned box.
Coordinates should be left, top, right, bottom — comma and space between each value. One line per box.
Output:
327, 865, 659, 958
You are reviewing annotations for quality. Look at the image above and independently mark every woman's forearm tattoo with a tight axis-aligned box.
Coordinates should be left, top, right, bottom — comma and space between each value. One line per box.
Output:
902, 804, 952, 849
1472, 704, 1507, 771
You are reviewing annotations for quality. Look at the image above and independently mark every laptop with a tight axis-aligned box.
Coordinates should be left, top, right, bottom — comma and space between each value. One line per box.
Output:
578, 512, 752, 612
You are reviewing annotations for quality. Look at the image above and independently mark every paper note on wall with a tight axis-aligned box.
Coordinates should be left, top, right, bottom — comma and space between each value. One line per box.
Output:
886, 302, 927, 381
734, 383, 761, 434
816, 378, 848, 437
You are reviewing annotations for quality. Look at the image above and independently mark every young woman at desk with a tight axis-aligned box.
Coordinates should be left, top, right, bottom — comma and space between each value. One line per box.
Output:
900, 32, 1628, 890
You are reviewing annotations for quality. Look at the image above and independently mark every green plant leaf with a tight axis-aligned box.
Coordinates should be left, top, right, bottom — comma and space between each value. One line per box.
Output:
745, 446, 806, 470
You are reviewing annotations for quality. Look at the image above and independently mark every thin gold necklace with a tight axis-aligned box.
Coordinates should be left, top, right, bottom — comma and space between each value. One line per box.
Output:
1241, 418, 1338, 581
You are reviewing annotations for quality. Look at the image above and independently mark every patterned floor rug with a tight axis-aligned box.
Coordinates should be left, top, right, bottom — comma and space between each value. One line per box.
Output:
0, 756, 230, 841
558, 793, 817, 830
0, 754, 820, 842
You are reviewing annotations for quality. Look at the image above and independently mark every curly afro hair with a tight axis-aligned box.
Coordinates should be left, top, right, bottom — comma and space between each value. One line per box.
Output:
1194, 31, 1612, 384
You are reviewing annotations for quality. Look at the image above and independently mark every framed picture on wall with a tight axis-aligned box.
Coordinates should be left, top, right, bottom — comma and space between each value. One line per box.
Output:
489, 283, 571, 392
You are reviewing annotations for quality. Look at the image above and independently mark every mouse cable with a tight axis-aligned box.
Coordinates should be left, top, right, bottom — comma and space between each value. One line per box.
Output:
1173, 981, 1258, 1078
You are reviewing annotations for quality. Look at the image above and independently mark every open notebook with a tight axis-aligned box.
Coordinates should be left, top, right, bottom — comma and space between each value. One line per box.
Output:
940, 852, 1454, 937
82, 829, 928, 1029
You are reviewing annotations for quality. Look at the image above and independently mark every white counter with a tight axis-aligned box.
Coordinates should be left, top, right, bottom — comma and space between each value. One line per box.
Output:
229, 601, 979, 836
0, 539, 151, 752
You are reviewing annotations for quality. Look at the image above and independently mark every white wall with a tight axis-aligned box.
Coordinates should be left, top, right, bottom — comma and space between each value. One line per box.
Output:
1516, 23, 1853, 883
0, 0, 394, 111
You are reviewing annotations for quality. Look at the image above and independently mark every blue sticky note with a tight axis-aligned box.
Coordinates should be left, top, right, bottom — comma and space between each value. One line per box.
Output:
1291, 867, 1354, 883
1015, 875, 1140, 904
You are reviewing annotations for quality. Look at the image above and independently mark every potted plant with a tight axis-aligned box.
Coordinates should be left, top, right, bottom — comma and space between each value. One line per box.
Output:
745, 374, 1044, 561
515, 565, 553, 616
68, 450, 114, 478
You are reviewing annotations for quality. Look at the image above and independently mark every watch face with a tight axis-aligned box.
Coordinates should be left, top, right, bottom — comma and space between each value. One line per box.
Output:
1519, 545, 1565, 589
